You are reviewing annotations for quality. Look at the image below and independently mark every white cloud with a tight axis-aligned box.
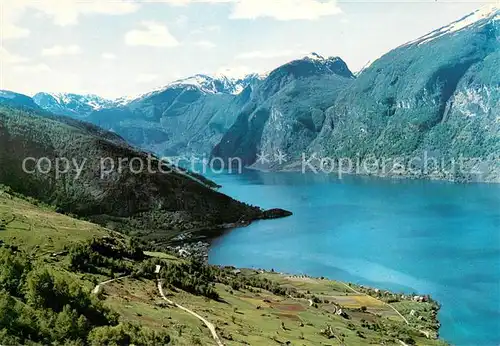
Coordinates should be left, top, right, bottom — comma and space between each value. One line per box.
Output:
41, 45, 82, 57
2, 1, 31, 40
159, 0, 341, 21
136, 74, 159, 83
206, 25, 222, 32
5, 0, 139, 26
191, 25, 221, 35
0, 47, 29, 64
12, 63, 52, 73
230, 0, 342, 21
125, 22, 179, 47
4, 67, 81, 95
194, 40, 216, 49
236, 49, 298, 60
1, 0, 140, 42
102, 52, 117, 60
1, 0, 341, 43
0, 48, 51, 91
2, 23, 31, 40
36, 0, 139, 26
161, 0, 233, 6
175, 15, 189, 27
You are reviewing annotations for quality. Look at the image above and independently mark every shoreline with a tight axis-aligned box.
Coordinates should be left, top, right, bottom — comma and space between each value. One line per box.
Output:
244, 161, 500, 184
163, 238, 445, 342
156, 240, 446, 344
164, 207, 292, 260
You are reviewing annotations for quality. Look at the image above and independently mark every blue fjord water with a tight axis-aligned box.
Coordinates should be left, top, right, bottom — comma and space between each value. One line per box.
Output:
206, 170, 500, 346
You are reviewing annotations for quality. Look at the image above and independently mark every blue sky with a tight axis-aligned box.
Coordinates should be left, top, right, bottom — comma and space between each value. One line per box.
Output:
0, 0, 490, 99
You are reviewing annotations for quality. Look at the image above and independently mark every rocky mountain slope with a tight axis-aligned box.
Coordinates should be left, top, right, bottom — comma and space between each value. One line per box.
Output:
159, 73, 262, 96
304, 6, 499, 182
33, 74, 263, 157
213, 7, 499, 182
212, 53, 355, 168
0, 104, 283, 241
0, 90, 43, 111
87, 86, 248, 157
33, 92, 116, 118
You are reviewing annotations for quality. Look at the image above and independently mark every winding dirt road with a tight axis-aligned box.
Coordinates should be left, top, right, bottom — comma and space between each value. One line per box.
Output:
92, 273, 224, 345
92, 275, 131, 295
157, 279, 224, 346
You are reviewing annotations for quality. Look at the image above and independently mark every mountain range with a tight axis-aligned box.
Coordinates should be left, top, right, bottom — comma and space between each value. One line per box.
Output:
305, 6, 499, 182
2, 6, 499, 182
32, 92, 116, 117
32, 73, 263, 117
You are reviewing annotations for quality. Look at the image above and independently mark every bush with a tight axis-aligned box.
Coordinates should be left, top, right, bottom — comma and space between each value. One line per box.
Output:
88, 323, 170, 346
0, 246, 168, 345
160, 260, 219, 300
0, 248, 30, 296
25, 267, 117, 327
68, 237, 141, 275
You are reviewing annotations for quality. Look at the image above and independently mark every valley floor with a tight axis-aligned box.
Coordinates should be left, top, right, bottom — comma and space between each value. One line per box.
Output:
101, 267, 445, 346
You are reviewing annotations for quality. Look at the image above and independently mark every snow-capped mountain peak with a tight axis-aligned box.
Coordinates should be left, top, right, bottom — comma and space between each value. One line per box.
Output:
169, 74, 237, 94
305, 52, 325, 60
33, 92, 115, 117
275, 53, 354, 79
168, 73, 267, 95
404, 5, 499, 46
303, 52, 344, 63
119, 72, 265, 105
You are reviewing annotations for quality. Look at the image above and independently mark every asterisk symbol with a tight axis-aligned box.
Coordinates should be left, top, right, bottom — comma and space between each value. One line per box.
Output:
256, 151, 269, 165
274, 150, 287, 164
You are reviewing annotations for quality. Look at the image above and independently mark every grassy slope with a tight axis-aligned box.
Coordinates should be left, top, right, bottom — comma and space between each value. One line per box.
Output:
0, 191, 447, 346
104, 271, 447, 346
0, 187, 109, 254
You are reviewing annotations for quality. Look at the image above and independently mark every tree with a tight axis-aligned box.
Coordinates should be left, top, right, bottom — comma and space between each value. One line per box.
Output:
88, 323, 170, 346
25, 268, 58, 310
52, 305, 88, 342
0, 248, 29, 296
88, 325, 131, 346
0, 290, 18, 330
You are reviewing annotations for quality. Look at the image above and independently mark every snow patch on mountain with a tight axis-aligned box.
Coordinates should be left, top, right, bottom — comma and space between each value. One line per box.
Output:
169, 74, 236, 94
35, 92, 114, 109
117, 73, 265, 105
33, 92, 116, 117
0, 90, 17, 99
304, 52, 344, 64
404, 5, 499, 47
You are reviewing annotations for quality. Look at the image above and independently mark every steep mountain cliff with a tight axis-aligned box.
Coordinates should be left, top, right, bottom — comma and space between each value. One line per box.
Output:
211, 53, 355, 168
306, 6, 499, 182
87, 86, 248, 157
210, 7, 499, 182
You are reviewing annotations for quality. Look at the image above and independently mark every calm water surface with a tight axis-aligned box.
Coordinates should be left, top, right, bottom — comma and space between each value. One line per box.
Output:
206, 170, 500, 346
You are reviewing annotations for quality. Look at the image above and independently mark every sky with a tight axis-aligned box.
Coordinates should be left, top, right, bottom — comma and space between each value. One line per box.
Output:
0, 0, 492, 99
